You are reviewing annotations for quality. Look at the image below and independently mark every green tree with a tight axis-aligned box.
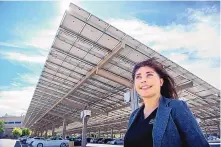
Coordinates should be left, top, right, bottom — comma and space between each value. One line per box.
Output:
12, 127, 22, 137
22, 128, 31, 136
0, 120, 5, 133
47, 132, 52, 137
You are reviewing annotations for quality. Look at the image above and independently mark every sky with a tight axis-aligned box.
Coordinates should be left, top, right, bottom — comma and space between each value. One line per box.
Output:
0, 1, 220, 117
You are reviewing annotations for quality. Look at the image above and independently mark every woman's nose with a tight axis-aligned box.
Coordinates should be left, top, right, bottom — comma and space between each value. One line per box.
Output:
141, 78, 147, 83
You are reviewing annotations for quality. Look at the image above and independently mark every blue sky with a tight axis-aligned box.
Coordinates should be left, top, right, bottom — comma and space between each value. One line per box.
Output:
0, 1, 220, 116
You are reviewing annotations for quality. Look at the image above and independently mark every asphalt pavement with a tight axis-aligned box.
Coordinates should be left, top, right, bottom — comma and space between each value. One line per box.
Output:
0, 140, 124, 147
0, 139, 28, 147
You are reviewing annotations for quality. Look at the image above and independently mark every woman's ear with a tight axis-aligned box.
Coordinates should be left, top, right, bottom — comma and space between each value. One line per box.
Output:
160, 78, 164, 87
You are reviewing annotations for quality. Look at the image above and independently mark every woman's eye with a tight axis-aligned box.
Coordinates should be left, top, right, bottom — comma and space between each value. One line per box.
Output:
147, 74, 153, 77
135, 76, 141, 79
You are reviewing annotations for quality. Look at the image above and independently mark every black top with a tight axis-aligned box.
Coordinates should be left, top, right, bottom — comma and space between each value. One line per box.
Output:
124, 107, 158, 147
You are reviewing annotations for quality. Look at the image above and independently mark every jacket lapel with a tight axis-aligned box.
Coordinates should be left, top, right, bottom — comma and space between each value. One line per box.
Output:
152, 96, 172, 147
128, 105, 144, 130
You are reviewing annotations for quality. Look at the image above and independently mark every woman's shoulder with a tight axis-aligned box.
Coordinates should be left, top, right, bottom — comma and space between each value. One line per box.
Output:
164, 97, 187, 109
164, 97, 192, 118
131, 107, 140, 117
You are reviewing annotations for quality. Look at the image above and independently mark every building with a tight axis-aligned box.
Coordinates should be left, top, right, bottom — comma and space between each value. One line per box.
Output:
0, 114, 25, 137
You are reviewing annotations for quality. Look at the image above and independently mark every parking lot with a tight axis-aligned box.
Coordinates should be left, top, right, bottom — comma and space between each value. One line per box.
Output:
0, 139, 123, 147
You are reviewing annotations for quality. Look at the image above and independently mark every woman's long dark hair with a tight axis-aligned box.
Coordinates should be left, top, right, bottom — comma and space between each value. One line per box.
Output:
132, 58, 178, 99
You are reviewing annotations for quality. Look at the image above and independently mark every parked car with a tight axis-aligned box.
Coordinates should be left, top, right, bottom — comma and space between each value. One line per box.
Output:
87, 137, 92, 143
96, 138, 103, 143
20, 136, 33, 144
31, 137, 69, 147
208, 140, 220, 146
67, 137, 82, 146
26, 137, 44, 145
90, 138, 97, 143
208, 136, 219, 141
209, 142, 221, 147
107, 140, 113, 144
110, 139, 124, 145
98, 138, 113, 144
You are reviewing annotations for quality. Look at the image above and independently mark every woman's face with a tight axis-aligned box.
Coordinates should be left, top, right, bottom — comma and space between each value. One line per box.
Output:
134, 66, 163, 99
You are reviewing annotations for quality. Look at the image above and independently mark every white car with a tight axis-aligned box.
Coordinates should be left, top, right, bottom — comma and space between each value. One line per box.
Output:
31, 137, 69, 147
110, 139, 124, 145
26, 137, 44, 145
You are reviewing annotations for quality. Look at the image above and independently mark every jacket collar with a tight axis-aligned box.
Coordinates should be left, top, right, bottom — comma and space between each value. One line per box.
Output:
152, 96, 172, 147
128, 96, 172, 147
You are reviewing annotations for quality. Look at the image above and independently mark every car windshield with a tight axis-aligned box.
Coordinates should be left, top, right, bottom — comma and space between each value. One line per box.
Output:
34, 138, 40, 139
34, 137, 44, 140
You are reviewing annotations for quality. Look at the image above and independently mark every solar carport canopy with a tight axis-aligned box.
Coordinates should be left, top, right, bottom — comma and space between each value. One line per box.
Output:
23, 3, 220, 135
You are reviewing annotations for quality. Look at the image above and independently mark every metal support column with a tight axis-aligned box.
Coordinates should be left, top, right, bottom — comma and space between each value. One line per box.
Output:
52, 124, 55, 136
62, 119, 67, 139
81, 110, 91, 147
131, 87, 139, 111
45, 130, 48, 138
40, 131, 43, 137
111, 128, 113, 139
32, 130, 35, 136
98, 130, 100, 138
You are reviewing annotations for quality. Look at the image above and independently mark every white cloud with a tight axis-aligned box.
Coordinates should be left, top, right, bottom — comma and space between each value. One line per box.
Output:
0, 52, 47, 64
17, 73, 39, 86
0, 42, 22, 48
23, 30, 56, 50
167, 52, 189, 63
0, 1, 83, 117
166, 52, 220, 89
0, 86, 35, 116
0, 72, 40, 117
108, 7, 220, 58
7, 1, 81, 52
59, 0, 81, 15
107, 6, 220, 89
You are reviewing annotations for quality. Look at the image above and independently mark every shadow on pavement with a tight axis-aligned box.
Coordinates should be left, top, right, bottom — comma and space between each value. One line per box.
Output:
14, 141, 21, 147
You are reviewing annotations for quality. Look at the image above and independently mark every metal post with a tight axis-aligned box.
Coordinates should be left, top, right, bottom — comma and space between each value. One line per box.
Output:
32, 130, 35, 136
82, 116, 88, 147
130, 87, 139, 111
111, 128, 113, 139
98, 130, 100, 138
45, 130, 48, 138
52, 124, 55, 136
40, 131, 43, 137
81, 110, 91, 147
62, 119, 67, 139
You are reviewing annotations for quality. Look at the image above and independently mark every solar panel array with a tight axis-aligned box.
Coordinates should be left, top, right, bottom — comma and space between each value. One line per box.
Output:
23, 3, 220, 136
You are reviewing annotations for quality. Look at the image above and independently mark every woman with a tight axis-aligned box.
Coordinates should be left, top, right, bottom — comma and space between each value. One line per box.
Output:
124, 58, 209, 147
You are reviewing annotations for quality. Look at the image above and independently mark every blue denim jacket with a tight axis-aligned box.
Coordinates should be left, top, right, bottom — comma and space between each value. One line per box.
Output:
127, 96, 210, 147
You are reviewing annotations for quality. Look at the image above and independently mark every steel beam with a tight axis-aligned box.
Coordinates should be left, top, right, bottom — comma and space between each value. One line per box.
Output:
201, 115, 220, 120
48, 112, 79, 122
176, 81, 193, 91
31, 42, 125, 126
95, 69, 132, 87
62, 98, 107, 115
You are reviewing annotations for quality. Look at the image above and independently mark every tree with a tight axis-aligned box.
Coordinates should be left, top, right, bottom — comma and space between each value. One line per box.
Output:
12, 128, 22, 137
22, 128, 31, 136
47, 132, 52, 137
0, 120, 5, 133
